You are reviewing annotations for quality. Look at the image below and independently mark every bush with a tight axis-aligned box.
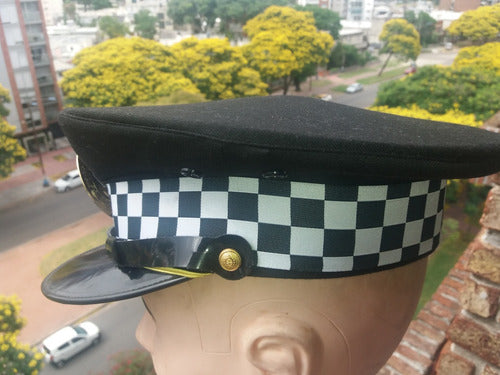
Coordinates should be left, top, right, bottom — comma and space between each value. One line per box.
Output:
0, 295, 44, 375
328, 42, 373, 69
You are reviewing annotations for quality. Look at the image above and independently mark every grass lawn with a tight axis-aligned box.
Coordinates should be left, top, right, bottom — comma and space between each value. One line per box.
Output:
337, 66, 376, 78
358, 67, 406, 85
311, 79, 331, 88
40, 227, 108, 277
332, 84, 348, 93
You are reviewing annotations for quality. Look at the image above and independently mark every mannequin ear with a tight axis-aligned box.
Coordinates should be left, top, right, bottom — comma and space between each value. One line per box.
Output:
243, 314, 321, 375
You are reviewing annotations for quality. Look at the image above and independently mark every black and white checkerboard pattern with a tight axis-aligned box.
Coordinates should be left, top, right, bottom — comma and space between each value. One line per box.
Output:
108, 177, 446, 274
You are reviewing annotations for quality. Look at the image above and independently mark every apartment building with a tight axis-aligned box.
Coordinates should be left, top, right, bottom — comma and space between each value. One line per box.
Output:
0, 0, 63, 154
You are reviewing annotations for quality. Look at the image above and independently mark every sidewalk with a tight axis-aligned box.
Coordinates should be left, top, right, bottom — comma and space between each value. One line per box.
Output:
0, 143, 78, 211
0, 212, 113, 344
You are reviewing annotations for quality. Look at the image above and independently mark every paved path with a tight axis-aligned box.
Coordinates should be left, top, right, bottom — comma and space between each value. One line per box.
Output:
0, 212, 112, 344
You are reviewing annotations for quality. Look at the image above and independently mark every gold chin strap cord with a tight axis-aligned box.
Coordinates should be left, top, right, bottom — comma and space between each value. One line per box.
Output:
144, 267, 211, 279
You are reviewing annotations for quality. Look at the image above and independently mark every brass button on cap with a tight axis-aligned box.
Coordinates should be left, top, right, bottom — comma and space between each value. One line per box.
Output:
218, 248, 242, 272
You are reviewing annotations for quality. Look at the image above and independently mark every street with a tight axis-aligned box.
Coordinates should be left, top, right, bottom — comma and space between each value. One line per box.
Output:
40, 298, 146, 375
333, 82, 381, 108
0, 186, 101, 252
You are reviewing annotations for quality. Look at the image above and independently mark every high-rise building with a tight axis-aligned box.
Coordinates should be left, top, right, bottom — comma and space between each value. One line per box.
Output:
0, 0, 63, 154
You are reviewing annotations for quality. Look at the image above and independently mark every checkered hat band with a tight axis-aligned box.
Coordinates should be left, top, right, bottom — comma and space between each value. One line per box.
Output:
107, 177, 446, 274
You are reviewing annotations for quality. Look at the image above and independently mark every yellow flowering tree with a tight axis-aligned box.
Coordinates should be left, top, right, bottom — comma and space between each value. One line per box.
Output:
378, 18, 421, 76
169, 37, 268, 100
0, 85, 26, 178
243, 6, 334, 94
369, 104, 482, 127
0, 295, 44, 375
60, 37, 201, 107
452, 42, 500, 74
447, 4, 500, 44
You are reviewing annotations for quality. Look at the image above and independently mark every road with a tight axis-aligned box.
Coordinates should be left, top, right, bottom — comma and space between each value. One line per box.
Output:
40, 298, 146, 375
0, 186, 100, 252
333, 82, 381, 108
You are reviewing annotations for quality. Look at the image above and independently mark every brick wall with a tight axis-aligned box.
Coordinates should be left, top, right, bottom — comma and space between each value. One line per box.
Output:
377, 184, 500, 375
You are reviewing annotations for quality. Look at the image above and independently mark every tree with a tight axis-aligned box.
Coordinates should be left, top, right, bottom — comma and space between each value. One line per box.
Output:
452, 42, 500, 72
60, 37, 201, 107
294, 4, 341, 39
133, 9, 157, 39
0, 85, 26, 178
447, 4, 500, 44
167, 0, 216, 33
404, 10, 437, 46
378, 18, 421, 76
369, 104, 481, 127
166, 0, 289, 37
243, 6, 334, 95
98, 16, 129, 39
374, 65, 500, 121
169, 37, 268, 100
328, 42, 372, 69
0, 295, 44, 374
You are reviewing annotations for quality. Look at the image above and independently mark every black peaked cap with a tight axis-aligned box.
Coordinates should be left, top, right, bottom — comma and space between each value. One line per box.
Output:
59, 96, 500, 185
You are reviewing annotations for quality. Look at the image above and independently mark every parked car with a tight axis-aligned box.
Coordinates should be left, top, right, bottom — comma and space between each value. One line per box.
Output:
54, 169, 82, 192
346, 83, 363, 93
40, 321, 100, 367
405, 65, 417, 74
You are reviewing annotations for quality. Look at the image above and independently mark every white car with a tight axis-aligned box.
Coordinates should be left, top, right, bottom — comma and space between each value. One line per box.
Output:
54, 169, 83, 192
41, 321, 100, 367
346, 83, 363, 93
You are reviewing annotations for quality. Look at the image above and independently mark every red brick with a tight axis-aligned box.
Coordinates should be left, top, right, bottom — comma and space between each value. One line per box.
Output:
404, 330, 443, 359
386, 355, 425, 375
482, 365, 500, 375
433, 291, 461, 311
447, 314, 500, 367
436, 283, 461, 300
428, 300, 456, 322
376, 366, 394, 375
418, 308, 452, 332
396, 342, 433, 370
442, 276, 466, 292
435, 352, 475, 375
410, 320, 447, 344
460, 278, 500, 318
449, 268, 470, 282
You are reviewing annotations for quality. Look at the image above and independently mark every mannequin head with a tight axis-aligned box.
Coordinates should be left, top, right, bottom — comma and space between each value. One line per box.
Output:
137, 258, 427, 375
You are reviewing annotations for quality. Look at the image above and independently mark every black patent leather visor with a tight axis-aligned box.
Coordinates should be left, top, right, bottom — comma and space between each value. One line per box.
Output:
41, 245, 188, 304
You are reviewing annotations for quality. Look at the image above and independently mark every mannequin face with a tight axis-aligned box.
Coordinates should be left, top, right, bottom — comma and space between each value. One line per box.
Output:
137, 258, 427, 375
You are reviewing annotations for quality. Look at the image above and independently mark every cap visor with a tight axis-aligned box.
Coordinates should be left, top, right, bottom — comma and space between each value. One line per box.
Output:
42, 245, 188, 304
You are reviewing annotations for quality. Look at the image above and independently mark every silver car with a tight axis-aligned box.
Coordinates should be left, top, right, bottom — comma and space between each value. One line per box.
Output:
40, 321, 100, 367
54, 169, 83, 192
346, 82, 363, 93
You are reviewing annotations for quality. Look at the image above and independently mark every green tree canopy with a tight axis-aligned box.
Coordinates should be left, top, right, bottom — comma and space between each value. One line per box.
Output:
294, 4, 341, 39
98, 16, 129, 39
0, 85, 26, 178
166, 0, 289, 36
134, 9, 157, 39
0, 295, 44, 374
378, 18, 421, 76
243, 6, 334, 94
374, 65, 500, 121
447, 4, 500, 44
404, 10, 437, 46
170, 37, 267, 100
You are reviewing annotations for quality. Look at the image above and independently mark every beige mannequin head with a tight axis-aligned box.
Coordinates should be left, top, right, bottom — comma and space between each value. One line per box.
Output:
137, 257, 427, 375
